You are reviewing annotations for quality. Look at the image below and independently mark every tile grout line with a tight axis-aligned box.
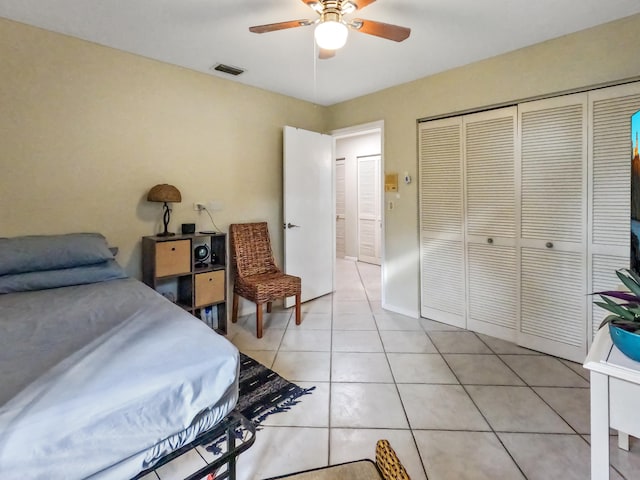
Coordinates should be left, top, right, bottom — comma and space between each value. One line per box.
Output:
487, 338, 590, 437
355, 260, 431, 480
486, 339, 629, 479
268, 308, 293, 370
432, 331, 530, 479
327, 269, 336, 468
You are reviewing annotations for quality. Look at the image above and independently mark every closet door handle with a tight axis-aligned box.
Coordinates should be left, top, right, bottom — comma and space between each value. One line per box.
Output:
546, 242, 554, 249
487, 238, 493, 244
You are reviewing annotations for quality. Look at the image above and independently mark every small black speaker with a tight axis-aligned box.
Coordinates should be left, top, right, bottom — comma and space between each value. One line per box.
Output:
181, 223, 196, 234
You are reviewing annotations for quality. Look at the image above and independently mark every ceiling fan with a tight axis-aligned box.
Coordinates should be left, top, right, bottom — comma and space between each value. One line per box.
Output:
249, 0, 411, 59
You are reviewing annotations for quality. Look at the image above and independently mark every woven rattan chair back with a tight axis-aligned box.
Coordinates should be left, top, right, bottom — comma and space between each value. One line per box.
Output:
230, 223, 279, 278
229, 222, 302, 338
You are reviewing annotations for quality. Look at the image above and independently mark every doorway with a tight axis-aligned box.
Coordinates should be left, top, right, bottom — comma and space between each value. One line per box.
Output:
333, 124, 383, 267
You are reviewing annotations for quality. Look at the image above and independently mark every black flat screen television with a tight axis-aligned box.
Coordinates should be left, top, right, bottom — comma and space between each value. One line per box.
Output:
631, 109, 640, 273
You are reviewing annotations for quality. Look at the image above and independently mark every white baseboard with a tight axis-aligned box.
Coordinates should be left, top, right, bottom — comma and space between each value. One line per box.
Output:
381, 302, 420, 319
343, 256, 358, 261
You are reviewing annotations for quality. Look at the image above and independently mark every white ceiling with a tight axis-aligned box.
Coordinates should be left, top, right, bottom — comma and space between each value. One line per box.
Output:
1, 0, 639, 106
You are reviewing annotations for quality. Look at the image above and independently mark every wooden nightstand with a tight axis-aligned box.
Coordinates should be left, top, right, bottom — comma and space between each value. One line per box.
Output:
142, 233, 227, 335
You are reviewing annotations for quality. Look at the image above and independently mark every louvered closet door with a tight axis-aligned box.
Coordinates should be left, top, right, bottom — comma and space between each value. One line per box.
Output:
358, 155, 381, 265
518, 93, 588, 362
464, 107, 518, 342
419, 117, 465, 327
588, 83, 640, 343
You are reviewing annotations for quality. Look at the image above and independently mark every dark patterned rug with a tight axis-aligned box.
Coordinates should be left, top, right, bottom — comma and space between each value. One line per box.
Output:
235, 352, 315, 427
205, 353, 314, 455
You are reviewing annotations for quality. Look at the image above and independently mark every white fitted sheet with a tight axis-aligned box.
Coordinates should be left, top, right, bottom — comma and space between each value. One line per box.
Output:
0, 278, 239, 479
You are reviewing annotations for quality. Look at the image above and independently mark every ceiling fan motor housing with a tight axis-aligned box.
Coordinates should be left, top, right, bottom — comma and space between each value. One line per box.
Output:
320, 1, 344, 23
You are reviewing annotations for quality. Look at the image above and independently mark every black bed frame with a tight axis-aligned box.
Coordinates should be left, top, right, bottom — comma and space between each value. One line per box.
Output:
132, 411, 256, 480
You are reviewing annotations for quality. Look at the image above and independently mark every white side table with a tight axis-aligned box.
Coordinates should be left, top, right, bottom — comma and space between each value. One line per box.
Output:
584, 327, 640, 479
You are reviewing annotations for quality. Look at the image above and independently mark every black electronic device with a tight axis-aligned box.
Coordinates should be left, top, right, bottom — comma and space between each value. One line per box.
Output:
181, 223, 196, 234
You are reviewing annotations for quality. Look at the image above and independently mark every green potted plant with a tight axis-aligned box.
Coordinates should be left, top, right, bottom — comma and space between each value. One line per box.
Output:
595, 268, 640, 361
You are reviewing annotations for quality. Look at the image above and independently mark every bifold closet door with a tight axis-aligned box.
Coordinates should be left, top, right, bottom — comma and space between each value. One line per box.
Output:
358, 155, 381, 265
518, 93, 588, 363
588, 83, 640, 343
419, 117, 465, 327
464, 107, 518, 342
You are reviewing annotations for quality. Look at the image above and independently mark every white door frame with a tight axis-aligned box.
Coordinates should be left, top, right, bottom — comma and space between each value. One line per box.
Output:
332, 121, 385, 303
336, 158, 346, 259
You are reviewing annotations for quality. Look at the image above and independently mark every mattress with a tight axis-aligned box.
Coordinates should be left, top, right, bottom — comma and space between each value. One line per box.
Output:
0, 278, 239, 480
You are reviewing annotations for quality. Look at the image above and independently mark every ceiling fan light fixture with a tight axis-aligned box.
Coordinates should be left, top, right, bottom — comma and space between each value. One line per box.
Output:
314, 20, 348, 50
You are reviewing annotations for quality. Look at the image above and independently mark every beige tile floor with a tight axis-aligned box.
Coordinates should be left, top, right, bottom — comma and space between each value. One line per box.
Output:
146, 259, 640, 480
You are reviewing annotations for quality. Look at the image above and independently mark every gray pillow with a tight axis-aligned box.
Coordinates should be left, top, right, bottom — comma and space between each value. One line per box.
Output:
0, 260, 128, 294
0, 233, 114, 276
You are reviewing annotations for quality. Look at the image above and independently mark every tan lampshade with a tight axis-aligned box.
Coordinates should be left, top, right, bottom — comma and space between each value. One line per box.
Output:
147, 184, 182, 203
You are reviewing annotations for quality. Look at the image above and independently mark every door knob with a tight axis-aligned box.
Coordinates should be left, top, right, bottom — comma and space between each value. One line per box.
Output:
287, 223, 300, 229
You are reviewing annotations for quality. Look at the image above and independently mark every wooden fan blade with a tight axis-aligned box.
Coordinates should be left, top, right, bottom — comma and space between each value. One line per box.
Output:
350, 18, 410, 42
300, 0, 323, 12
249, 19, 312, 34
319, 48, 336, 60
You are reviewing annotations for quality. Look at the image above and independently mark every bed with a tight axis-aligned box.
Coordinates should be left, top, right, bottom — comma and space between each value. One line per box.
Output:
0, 233, 245, 479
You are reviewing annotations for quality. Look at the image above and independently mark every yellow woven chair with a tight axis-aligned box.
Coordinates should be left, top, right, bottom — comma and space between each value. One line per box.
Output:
229, 222, 301, 338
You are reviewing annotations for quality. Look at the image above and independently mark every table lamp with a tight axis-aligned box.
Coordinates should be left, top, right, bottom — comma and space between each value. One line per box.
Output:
147, 184, 182, 237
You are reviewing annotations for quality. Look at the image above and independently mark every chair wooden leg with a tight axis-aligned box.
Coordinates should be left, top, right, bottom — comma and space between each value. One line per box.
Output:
266, 301, 272, 313
256, 303, 263, 338
295, 293, 301, 325
232, 293, 239, 323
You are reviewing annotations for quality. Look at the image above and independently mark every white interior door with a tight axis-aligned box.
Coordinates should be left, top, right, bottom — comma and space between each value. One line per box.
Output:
283, 126, 334, 304
336, 159, 346, 259
357, 154, 381, 265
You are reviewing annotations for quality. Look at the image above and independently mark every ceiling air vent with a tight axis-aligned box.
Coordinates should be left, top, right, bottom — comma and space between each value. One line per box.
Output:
211, 64, 245, 76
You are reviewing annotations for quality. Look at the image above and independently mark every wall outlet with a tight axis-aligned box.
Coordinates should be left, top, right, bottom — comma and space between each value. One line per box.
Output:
193, 202, 205, 211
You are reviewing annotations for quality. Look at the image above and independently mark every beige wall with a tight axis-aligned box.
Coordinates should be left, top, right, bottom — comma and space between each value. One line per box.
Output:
0, 18, 326, 277
327, 13, 640, 316
3, 13, 640, 317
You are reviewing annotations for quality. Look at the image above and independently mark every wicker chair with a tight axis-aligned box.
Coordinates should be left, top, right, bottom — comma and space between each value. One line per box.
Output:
229, 222, 301, 338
